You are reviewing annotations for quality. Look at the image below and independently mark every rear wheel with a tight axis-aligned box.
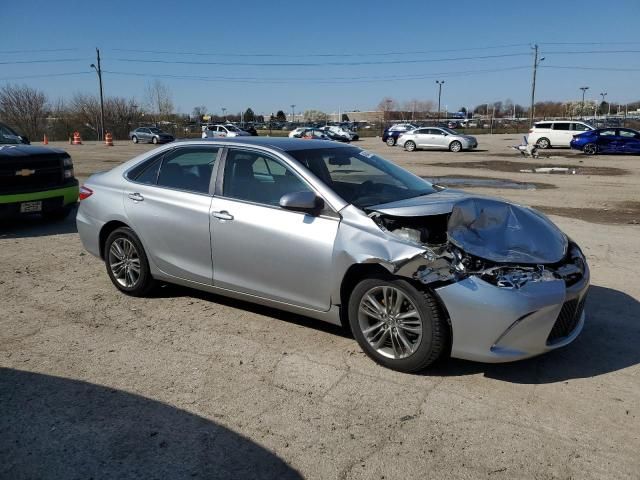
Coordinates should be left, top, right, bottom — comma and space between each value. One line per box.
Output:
104, 227, 156, 296
386, 137, 396, 146
132, 136, 138, 144
449, 140, 462, 152
583, 143, 598, 155
152, 136, 158, 144
405, 140, 416, 152
536, 137, 551, 149
348, 277, 448, 372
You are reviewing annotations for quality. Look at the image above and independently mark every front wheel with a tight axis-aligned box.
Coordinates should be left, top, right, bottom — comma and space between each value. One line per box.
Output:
348, 277, 449, 372
404, 140, 416, 152
449, 140, 462, 152
536, 137, 551, 149
583, 143, 598, 155
386, 137, 396, 146
132, 136, 138, 144
152, 136, 158, 144
104, 227, 156, 296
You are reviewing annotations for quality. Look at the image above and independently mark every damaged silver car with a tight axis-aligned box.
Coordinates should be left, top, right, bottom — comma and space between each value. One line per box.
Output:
77, 138, 589, 372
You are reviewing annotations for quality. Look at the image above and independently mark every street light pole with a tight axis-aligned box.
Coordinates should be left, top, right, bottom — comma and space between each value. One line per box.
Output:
599, 92, 607, 118
90, 48, 105, 141
436, 80, 444, 123
529, 44, 545, 127
580, 86, 589, 119
290, 104, 296, 124
222, 107, 227, 121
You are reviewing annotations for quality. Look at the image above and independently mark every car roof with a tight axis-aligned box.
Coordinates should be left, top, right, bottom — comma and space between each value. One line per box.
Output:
177, 136, 352, 152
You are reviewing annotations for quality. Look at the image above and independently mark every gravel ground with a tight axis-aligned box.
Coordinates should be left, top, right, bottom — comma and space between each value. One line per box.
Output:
1, 135, 639, 479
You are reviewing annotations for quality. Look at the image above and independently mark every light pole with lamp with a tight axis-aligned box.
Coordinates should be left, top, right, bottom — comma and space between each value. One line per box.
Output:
222, 107, 227, 121
599, 92, 607, 118
90, 48, 105, 141
290, 104, 296, 124
580, 86, 589, 119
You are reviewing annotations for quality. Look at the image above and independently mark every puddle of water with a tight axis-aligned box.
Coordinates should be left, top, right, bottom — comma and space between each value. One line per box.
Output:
423, 176, 538, 190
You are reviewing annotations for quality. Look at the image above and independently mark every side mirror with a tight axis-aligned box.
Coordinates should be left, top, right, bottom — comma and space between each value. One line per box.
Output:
279, 191, 324, 214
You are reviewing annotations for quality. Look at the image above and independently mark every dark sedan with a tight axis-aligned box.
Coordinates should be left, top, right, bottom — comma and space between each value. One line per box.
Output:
570, 127, 640, 155
129, 127, 174, 144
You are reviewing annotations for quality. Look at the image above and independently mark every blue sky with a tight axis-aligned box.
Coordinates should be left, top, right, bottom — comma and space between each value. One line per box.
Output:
2, 0, 640, 116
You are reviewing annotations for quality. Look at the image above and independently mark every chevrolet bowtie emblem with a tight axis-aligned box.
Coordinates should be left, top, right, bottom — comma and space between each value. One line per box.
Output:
16, 169, 35, 177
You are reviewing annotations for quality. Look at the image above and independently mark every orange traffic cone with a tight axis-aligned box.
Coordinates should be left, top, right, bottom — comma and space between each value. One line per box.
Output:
43, 134, 48, 145
72, 131, 82, 145
104, 132, 114, 147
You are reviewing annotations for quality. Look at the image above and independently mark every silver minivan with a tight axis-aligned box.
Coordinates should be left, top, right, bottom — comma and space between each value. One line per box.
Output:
527, 121, 593, 149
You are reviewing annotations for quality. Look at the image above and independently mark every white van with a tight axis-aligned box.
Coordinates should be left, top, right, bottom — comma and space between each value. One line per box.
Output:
527, 121, 594, 148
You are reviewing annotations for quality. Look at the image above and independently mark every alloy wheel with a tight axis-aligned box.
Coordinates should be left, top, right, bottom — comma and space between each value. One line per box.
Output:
583, 143, 598, 155
357, 286, 423, 359
108, 238, 141, 288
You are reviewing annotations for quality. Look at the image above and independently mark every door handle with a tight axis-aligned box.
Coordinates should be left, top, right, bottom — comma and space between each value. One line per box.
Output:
128, 192, 144, 202
211, 210, 234, 221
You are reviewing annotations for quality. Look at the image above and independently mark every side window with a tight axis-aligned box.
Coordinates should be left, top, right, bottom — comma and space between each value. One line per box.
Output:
572, 123, 590, 131
599, 130, 616, 137
536, 123, 552, 129
552, 123, 571, 130
222, 149, 311, 206
127, 152, 165, 182
618, 130, 637, 138
156, 147, 219, 194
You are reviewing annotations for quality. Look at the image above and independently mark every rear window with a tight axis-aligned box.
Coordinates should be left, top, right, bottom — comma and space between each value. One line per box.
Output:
535, 123, 552, 129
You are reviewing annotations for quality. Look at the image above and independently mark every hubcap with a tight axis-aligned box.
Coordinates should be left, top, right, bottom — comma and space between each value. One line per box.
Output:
451, 142, 461, 152
585, 144, 597, 154
358, 286, 423, 359
108, 238, 141, 288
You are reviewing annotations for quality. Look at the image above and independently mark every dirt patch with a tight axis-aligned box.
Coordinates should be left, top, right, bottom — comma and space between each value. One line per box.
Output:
423, 175, 555, 190
430, 160, 628, 176
535, 201, 640, 225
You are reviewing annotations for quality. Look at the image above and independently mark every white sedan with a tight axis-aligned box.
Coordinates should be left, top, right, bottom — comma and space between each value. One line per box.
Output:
201, 124, 251, 139
398, 127, 478, 152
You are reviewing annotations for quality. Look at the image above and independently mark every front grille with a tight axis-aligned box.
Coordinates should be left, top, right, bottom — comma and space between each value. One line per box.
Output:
547, 295, 587, 344
0, 156, 63, 193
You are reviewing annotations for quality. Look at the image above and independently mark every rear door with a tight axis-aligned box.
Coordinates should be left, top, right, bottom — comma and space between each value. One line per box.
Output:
124, 146, 219, 284
209, 147, 339, 310
618, 129, 640, 154
551, 122, 572, 146
412, 128, 430, 147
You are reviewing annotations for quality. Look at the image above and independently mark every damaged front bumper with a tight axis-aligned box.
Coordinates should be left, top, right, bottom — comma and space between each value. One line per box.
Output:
435, 261, 589, 363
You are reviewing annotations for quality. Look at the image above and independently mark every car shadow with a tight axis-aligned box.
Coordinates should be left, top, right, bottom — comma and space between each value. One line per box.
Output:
429, 285, 640, 383
0, 368, 302, 480
0, 205, 78, 239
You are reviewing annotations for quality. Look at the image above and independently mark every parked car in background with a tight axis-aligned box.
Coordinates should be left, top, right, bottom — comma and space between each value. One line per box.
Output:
130, 127, 175, 144
382, 123, 418, 146
321, 126, 357, 142
0, 141, 78, 220
202, 124, 251, 139
241, 125, 259, 136
527, 121, 594, 149
447, 121, 461, 129
570, 127, 640, 155
289, 127, 329, 140
397, 127, 478, 152
0, 122, 30, 144
76, 137, 589, 372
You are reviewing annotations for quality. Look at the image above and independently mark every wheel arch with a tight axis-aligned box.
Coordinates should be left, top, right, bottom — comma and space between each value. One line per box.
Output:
99, 220, 131, 259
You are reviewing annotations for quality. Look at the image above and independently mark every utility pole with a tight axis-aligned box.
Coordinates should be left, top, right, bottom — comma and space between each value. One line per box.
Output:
436, 80, 445, 123
529, 44, 545, 127
580, 86, 589, 119
90, 48, 105, 141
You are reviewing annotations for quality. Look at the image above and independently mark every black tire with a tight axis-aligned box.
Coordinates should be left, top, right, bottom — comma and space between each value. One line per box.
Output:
405, 140, 416, 152
348, 276, 449, 373
449, 140, 462, 152
536, 137, 551, 149
583, 143, 598, 155
42, 205, 74, 222
132, 136, 138, 144
386, 137, 396, 146
152, 136, 158, 144
104, 227, 156, 297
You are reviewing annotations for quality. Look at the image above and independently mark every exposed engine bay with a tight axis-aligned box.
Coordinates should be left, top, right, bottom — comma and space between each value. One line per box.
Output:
370, 197, 587, 290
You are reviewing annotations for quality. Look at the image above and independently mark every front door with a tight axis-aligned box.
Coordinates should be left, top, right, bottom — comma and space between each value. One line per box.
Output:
596, 129, 619, 153
210, 148, 339, 311
124, 146, 219, 284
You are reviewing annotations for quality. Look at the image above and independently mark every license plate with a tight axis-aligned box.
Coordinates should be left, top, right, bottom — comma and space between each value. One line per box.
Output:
20, 201, 42, 213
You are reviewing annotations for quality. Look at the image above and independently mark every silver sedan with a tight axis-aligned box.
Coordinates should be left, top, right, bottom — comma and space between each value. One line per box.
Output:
398, 127, 478, 152
76, 138, 588, 372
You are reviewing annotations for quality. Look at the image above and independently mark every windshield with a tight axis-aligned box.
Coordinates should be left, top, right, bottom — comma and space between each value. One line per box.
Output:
287, 146, 437, 208
0, 124, 23, 144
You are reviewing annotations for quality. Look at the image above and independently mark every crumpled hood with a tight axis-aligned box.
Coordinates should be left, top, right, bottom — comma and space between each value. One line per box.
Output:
369, 191, 568, 264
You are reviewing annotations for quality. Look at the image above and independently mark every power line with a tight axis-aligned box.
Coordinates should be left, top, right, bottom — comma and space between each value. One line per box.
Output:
0, 58, 86, 65
543, 65, 640, 72
0, 71, 92, 81
111, 43, 531, 58
544, 49, 640, 55
0, 48, 79, 54
540, 41, 640, 46
112, 52, 530, 67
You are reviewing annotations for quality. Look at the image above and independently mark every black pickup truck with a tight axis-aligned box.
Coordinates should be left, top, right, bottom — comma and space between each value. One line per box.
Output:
0, 123, 79, 220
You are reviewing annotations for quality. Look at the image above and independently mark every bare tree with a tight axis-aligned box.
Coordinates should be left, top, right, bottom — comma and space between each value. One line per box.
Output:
192, 105, 207, 120
0, 84, 48, 140
145, 80, 174, 124
303, 109, 328, 122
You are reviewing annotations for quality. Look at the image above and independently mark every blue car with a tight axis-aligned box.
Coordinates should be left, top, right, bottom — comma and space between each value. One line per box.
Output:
570, 127, 640, 155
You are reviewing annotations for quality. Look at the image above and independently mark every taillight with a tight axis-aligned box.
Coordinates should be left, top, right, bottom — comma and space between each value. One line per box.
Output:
79, 185, 93, 200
